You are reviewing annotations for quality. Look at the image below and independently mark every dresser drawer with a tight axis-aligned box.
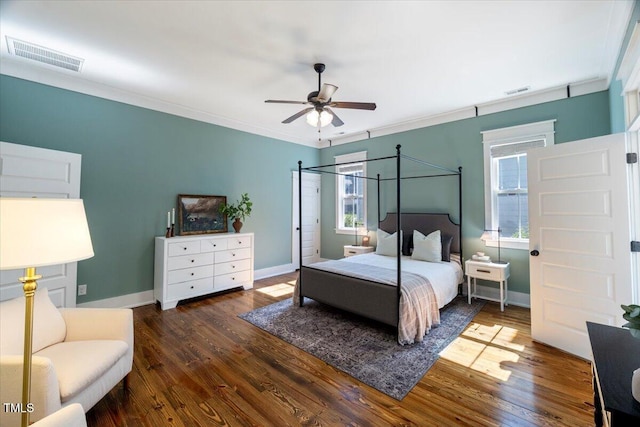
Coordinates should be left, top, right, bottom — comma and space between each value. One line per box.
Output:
216, 247, 251, 263
467, 263, 508, 281
168, 241, 201, 257
215, 270, 251, 288
167, 277, 213, 300
215, 258, 251, 276
227, 236, 251, 249
167, 252, 214, 271
167, 265, 213, 285
201, 238, 228, 253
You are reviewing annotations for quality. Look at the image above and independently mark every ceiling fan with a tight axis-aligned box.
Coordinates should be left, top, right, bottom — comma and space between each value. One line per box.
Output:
265, 63, 376, 128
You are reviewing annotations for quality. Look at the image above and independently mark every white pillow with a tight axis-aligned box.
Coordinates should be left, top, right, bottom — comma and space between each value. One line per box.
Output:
0, 287, 66, 355
376, 229, 401, 256
411, 229, 442, 262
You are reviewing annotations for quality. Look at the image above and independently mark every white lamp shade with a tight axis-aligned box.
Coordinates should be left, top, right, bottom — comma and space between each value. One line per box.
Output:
306, 109, 333, 127
0, 198, 94, 270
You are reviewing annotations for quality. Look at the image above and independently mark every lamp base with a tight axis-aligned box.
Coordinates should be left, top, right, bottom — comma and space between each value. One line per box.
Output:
19, 267, 40, 427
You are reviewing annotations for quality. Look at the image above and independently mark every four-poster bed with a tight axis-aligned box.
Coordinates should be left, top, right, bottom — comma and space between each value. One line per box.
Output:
294, 145, 463, 344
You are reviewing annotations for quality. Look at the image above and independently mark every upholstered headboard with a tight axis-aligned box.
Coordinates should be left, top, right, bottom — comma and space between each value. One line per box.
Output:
378, 213, 461, 255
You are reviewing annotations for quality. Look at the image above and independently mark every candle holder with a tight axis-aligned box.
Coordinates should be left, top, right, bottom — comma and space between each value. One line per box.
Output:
165, 227, 171, 238
170, 224, 175, 237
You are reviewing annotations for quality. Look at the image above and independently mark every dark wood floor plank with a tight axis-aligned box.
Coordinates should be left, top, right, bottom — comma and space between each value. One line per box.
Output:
86, 272, 594, 426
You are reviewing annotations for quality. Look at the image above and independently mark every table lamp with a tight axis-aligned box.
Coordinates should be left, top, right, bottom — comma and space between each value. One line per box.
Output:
480, 228, 507, 264
0, 198, 94, 427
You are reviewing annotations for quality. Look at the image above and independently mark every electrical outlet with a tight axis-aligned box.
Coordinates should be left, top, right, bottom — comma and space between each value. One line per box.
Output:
78, 284, 87, 296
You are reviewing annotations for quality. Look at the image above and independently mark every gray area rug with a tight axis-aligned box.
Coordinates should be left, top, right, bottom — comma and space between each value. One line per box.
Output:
239, 296, 485, 400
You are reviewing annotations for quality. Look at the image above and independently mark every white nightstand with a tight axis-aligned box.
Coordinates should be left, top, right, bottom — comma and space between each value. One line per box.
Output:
344, 245, 374, 257
465, 260, 510, 311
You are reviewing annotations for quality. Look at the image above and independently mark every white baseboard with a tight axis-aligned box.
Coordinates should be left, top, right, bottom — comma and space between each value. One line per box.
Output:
463, 283, 530, 308
79, 266, 532, 310
78, 263, 298, 309
254, 263, 296, 280
77, 290, 155, 309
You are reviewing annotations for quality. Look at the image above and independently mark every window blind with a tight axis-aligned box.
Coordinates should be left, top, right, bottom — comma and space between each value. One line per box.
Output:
490, 138, 545, 158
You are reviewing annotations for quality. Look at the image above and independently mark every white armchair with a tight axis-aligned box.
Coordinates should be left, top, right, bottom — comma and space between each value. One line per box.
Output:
31, 403, 87, 427
0, 288, 133, 425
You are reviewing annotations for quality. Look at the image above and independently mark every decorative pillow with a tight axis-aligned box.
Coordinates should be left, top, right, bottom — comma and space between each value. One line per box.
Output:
411, 230, 442, 262
0, 287, 66, 355
402, 234, 412, 256
441, 234, 453, 262
376, 229, 402, 256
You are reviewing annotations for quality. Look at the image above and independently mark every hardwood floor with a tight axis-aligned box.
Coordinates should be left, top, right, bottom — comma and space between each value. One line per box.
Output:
86, 272, 594, 426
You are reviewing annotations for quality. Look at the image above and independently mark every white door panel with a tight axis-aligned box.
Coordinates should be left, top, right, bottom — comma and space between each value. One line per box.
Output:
292, 172, 321, 267
528, 133, 636, 359
0, 141, 82, 307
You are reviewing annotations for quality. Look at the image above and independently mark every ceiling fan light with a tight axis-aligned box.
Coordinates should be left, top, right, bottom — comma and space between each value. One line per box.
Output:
319, 110, 333, 127
306, 109, 319, 126
306, 109, 333, 127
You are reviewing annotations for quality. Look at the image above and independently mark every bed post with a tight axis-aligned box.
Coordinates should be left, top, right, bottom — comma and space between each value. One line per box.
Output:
396, 145, 402, 336
298, 161, 304, 307
458, 166, 463, 268
377, 173, 381, 225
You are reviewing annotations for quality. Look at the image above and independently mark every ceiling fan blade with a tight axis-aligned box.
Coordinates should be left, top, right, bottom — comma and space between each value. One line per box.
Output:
330, 101, 377, 110
282, 107, 314, 124
317, 84, 338, 102
325, 108, 344, 127
265, 100, 309, 105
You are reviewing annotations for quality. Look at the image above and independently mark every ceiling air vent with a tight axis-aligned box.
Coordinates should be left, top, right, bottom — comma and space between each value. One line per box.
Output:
505, 86, 530, 96
6, 37, 84, 72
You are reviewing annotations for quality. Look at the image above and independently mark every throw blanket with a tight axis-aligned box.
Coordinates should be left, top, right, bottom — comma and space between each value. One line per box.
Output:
293, 260, 439, 345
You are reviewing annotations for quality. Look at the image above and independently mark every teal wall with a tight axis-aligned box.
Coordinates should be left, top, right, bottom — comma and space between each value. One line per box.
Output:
610, 1, 640, 133
0, 75, 318, 303
319, 91, 611, 295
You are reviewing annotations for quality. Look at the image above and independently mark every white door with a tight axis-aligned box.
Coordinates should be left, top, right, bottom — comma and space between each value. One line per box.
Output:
292, 172, 321, 267
0, 141, 82, 307
528, 133, 638, 359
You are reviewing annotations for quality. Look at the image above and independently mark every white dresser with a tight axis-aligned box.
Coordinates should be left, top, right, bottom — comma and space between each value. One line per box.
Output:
154, 233, 254, 310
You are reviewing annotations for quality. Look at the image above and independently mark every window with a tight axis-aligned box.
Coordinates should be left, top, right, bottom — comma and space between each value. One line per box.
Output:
335, 151, 367, 234
482, 120, 555, 250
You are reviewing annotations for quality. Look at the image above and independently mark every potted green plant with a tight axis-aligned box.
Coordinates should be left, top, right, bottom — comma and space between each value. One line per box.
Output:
622, 304, 640, 338
220, 193, 252, 233
621, 304, 640, 402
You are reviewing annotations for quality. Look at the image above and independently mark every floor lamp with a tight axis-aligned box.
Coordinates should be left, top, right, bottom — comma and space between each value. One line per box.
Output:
0, 198, 94, 427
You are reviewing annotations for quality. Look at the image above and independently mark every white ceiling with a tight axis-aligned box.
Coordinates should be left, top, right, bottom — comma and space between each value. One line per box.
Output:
0, 1, 633, 147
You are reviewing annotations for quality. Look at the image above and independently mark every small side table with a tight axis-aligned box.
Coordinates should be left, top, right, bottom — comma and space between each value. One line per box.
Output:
465, 260, 510, 311
344, 245, 374, 257
587, 322, 640, 426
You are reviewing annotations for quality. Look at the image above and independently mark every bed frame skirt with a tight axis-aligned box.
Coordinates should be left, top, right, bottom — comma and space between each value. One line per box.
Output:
300, 266, 399, 327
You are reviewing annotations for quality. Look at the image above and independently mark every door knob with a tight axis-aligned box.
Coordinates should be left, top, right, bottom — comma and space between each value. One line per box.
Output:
530, 250, 540, 256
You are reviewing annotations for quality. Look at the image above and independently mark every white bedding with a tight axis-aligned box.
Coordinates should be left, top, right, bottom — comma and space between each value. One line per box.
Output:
340, 252, 463, 309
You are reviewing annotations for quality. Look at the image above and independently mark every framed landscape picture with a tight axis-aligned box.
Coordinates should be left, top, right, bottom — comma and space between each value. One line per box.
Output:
177, 194, 227, 235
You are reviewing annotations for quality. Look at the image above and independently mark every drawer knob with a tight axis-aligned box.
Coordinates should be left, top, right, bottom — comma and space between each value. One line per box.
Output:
183, 247, 187, 251
232, 253, 236, 257
191, 259, 195, 263
477, 269, 491, 274
214, 244, 217, 247
530, 249, 540, 256
238, 241, 242, 244
232, 265, 235, 269
190, 286, 194, 289
232, 277, 235, 280
191, 273, 194, 276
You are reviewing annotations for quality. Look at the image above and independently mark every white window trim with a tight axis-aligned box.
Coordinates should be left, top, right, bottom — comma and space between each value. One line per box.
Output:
335, 151, 367, 235
481, 120, 556, 250
617, 21, 640, 131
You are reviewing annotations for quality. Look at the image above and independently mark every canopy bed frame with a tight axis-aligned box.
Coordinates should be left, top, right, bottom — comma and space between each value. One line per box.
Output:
296, 145, 463, 341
